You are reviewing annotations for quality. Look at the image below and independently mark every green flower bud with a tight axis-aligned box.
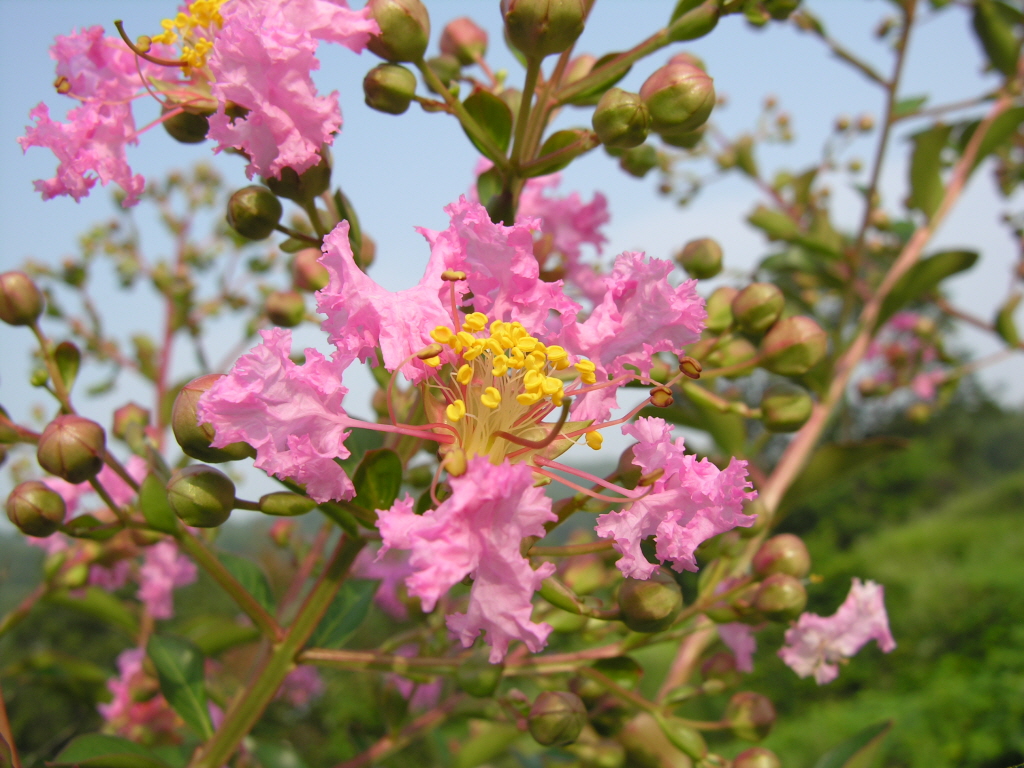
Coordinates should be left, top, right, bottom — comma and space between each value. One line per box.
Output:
440, 17, 488, 65
166, 464, 235, 528
656, 715, 707, 759
364, 63, 418, 115
753, 573, 807, 621
734, 746, 782, 768
455, 651, 504, 697
640, 62, 715, 135
731, 283, 784, 336
265, 290, 306, 328
618, 569, 683, 633
568, 739, 626, 768
367, 0, 430, 63
760, 382, 813, 432
704, 286, 737, 334
592, 88, 651, 149
171, 375, 255, 464
705, 337, 757, 377
292, 248, 330, 292
264, 150, 332, 203
764, 0, 800, 21
675, 237, 722, 279
425, 54, 462, 93
619, 712, 689, 768
528, 690, 587, 746
37, 415, 106, 484
258, 492, 317, 517
161, 106, 210, 144
0, 271, 44, 326
6, 480, 66, 537
701, 651, 740, 687
112, 402, 151, 442
759, 316, 828, 376
618, 144, 658, 178
502, 0, 586, 59
227, 185, 282, 240
725, 691, 776, 741
753, 534, 810, 578
658, 124, 705, 149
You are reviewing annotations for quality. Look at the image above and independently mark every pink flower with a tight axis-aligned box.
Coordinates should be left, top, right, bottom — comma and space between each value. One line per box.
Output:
99, 648, 178, 740
595, 418, 756, 579
779, 578, 896, 684
275, 665, 325, 707
377, 459, 557, 662
353, 545, 416, 620
90, 559, 133, 591
718, 623, 756, 673
138, 541, 198, 619
387, 645, 443, 711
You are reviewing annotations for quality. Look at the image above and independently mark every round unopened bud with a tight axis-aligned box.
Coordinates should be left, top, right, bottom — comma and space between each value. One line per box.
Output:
857, 113, 875, 132
112, 402, 150, 441
162, 106, 210, 144
657, 715, 707, 760
502, 0, 586, 59
618, 569, 683, 633
706, 337, 757, 377
675, 237, 722, 279
172, 375, 255, 463
732, 283, 784, 336
640, 62, 715, 135
259, 492, 317, 517
440, 17, 487, 65
455, 651, 504, 697
367, 0, 430, 62
270, 519, 296, 547
364, 63, 417, 115
265, 290, 306, 328
701, 651, 740, 686
265, 150, 332, 203
705, 286, 737, 334
37, 415, 106, 484
528, 690, 587, 746
759, 316, 828, 376
760, 383, 813, 432
227, 186, 282, 240
678, 356, 702, 379
660, 124, 705, 149
726, 692, 776, 741
166, 464, 235, 528
0, 271, 44, 326
6, 480, 66, 537
618, 144, 658, 178
292, 248, 330, 292
753, 573, 807, 621
649, 386, 674, 408
592, 88, 651, 149
425, 54, 461, 93
734, 746, 782, 768
753, 534, 810, 578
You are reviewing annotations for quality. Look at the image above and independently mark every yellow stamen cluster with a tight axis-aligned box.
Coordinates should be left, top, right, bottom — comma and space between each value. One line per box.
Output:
151, 0, 226, 69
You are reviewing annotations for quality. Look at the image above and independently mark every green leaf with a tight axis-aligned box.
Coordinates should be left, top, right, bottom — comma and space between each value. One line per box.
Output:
54, 340, 81, 391
972, 0, 1022, 78
309, 578, 377, 649
334, 190, 364, 265
278, 237, 309, 253
140, 474, 179, 534
476, 166, 503, 209
218, 551, 275, 612
747, 205, 799, 241
892, 95, 928, 119
813, 721, 893, 768
462, 90, 513, 159
877, 249, 978, 328
352, 448, 403, 513
523, 129, 599, 177
562, 52, 632, 107
179, 614, 262, 656
668, 0, 719, 41
908, 124, 952, 218
335, 427, 384, 476
995, 292, 1022, 346
51, 734, 174, 768
62, 514, 119, 540
251, 740, 312, 768
964, 106, 1024, 173
46, 587, 139, 636
147, 634, 214, 739
453, 722, 521, 768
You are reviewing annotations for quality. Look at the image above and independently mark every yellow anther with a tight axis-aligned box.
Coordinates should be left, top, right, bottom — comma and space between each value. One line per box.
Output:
456, 331, 476, 349
575, 359, 597, 385
585, 431, 603, 450
480, 387, 502, 409
490, 320, 506, 335
517, 336, 539, 353
456, 364, 473, 385
422, 356, 441, 368
509, 347, 526, 367
542, 376, 563, 396
510, 325, 529, 343
484, 338, 504, 356
551, 390, 564, 407
492, 355, 510, 377
441, 269, 467, 282
546, 345, 568, 365
463, 342, 485, 361
495, 333, 514, 349
524, 369, 544, 391
525, 350, 547, 372
443, 447, 467, 476
462, 312, 488, 332
431, 326, 456, 345
446, 399, 467, 422
54, 76, 71, 94
517, 391, 543, 406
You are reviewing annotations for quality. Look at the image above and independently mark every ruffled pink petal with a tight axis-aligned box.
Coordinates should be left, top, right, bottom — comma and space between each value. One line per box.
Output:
278, 0, 379, 48
138, 541, 197, 620
718, 623, 757, 673
353, 544, 415, 620
197, 327, 357, 503
377, 458, 557, 662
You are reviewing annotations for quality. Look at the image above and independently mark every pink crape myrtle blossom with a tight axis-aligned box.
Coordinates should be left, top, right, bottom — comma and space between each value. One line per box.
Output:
353, 545, 416, 620
388, 645, 444, 711
377, 459, 557, 663
275, 665, 325, 707
138, 541, 198, 619
862, 311, 944, 401
779, 577, 896, 684
100, 648, 179, 740
718, 623, 757, 673
595, 418, 756, 579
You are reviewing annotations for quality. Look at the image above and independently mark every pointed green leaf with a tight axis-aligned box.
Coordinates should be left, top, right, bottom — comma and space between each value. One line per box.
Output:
995, 292, 1022, 346
51, 734, 174, 768
218, 551, 275, 612
147, 634, 214, 739
352, 448, 403, 513
972, 0, 1022, 77
140, 474, 179, 534
308, 578, 377, 649
748, 205, 799, 241
279, 237, 309, 253
908, 124, 952, 218
334, 189, 364, 265
62, 514, 119, 540
46, 587, 139, 636
335, 427, 385, 475
778, 440, 906, 515
892, 95, 928, 119
877, 249, 978, 328
462, 90, 513, 159
523, 129, 599, 177
54, 340, 81, 391
476, 166, 503, 209
179, 614, 262, 656
562, 52, 632, 107
813, 721, 893, 768
960, 106, 1024, 174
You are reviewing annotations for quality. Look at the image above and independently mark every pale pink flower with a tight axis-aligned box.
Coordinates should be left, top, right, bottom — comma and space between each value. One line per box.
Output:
718, 623, 756, 673
90, 559, 133, 591
353, 545, 415, 620
388, 645, 443, 711
99, 648, 179, 739
779, 578, 896, 684
275, 665, 325, 707
138, 541, 198, 619
595, 418, 756, 579
377, 459, 557, 662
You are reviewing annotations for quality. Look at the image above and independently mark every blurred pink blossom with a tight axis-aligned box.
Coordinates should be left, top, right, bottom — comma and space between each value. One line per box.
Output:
138, 541, 198, 619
